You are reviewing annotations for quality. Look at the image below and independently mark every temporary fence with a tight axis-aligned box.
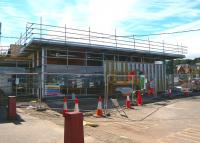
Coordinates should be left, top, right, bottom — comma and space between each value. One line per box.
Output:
0, 72, 105, 111
1, 71, 198, 112
0, 73, 39, 108
0, 73, 38, 96
104, 74, 133, 113
104, 74, 149, 113
43, 73, 104, 98
169, 74, 200, 92
104, 60, 167, 98
0, 72, 39, 106
43, 73, 104, 112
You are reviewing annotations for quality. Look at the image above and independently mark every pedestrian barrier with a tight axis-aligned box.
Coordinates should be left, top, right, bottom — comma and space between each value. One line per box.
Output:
110, 98, 128, 118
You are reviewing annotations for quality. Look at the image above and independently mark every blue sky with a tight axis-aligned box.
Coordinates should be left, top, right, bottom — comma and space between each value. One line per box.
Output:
0, 0, 200, 58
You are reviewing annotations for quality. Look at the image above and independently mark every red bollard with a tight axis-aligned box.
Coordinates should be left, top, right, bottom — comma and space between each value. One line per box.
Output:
7, 96, 16, 120
64, 112, 84, 143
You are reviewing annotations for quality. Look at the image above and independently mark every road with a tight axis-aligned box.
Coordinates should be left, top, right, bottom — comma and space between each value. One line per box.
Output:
0, 95, 200, 143
84, 95, 200, 143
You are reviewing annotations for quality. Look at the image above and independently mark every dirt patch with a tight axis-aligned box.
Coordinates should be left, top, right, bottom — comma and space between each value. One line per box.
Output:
19, 106, 64, 126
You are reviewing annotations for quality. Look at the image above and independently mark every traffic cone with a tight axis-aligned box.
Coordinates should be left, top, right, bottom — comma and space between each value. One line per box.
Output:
63, 96, 68, 115
74, 97, 79, 112
125, 94, 131, 108
96, 96, 103, 116
137, 90, 142, 106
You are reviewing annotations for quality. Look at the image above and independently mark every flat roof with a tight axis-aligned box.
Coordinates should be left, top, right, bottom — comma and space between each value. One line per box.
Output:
19, 38, 185, 60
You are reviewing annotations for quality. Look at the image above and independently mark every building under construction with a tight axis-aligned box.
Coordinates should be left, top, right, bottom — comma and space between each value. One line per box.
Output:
0, 22, 187, 98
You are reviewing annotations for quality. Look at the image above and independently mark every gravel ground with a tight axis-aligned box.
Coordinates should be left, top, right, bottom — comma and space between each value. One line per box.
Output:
1, 94, 200, 143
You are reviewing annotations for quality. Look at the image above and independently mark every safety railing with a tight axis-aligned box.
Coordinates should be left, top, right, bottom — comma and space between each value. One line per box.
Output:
15, 22, 187, 55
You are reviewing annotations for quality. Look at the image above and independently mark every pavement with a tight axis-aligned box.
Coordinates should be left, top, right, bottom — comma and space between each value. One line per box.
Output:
1, 94, 200, 143
0, 107, 64, 143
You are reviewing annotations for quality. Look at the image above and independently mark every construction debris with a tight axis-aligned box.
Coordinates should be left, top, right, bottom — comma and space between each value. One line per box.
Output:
83, 121, 99, 127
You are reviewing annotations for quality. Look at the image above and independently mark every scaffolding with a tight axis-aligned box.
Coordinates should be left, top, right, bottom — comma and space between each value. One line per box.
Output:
0, 22, 188, 100
16, 22, 187, 56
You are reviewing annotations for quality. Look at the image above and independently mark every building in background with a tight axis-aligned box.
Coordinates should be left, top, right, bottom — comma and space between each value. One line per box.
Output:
176, 64, 192, 74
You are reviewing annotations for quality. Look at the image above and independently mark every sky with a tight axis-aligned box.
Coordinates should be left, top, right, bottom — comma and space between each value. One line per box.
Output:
0, 0, 200, 59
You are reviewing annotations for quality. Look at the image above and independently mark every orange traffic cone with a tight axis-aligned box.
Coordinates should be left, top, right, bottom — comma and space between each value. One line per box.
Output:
74, 97, 79, 112
96, 96, 103, 116
125, 94, 131, 108
63, 96, 68, 115
137, 90, 142, 106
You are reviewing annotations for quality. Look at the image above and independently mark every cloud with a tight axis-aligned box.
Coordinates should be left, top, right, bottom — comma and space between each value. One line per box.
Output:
1, 0, 200, 58
86, 0, 135, 32
0, 3, 31, 45
151, 20, 200, 59
129, 0, 200, 20
26, 0, 81, 25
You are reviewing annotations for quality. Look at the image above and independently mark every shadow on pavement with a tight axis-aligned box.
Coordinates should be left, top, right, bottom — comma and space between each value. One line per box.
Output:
0, 106, 25, 125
